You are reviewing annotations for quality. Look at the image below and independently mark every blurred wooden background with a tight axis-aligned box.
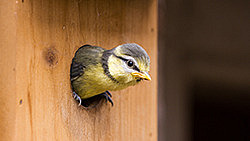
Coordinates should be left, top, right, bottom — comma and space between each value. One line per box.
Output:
0, 0, 157, 140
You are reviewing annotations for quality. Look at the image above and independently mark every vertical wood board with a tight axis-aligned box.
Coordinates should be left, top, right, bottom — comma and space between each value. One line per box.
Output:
0, 0, 157, 140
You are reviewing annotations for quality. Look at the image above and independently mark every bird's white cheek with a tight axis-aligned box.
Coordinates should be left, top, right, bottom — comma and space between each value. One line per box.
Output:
110, 66, 132, 83
109, 64, 125, 76
108, 55, 125, 76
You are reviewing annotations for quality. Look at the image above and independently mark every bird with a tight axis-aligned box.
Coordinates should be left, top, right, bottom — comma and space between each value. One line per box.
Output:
70, 43, 151, 108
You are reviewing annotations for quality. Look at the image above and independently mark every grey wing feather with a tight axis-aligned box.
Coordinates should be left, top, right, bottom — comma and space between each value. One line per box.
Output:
70, 61, 85, 81
70, 44, 104, 82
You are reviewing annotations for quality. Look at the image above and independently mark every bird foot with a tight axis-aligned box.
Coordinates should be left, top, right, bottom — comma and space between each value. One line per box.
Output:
101, 91, 113, 106
72, 91, 113, 108
72, 91, 82, 106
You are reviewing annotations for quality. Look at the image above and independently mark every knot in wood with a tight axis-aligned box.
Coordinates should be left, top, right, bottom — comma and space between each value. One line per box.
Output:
44, 47, 58, 67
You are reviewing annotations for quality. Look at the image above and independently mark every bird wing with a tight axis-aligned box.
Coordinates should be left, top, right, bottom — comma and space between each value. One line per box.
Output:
70, 60, 85, 81
70, 44, 105, 82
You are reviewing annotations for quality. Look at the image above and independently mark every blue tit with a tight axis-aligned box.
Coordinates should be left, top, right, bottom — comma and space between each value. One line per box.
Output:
70, 43, 151, 107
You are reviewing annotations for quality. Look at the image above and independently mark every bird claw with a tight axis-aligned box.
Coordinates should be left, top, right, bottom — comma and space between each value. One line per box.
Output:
73, 91, 82, 106
106, 91, 112, 97
101, 91, 113, 106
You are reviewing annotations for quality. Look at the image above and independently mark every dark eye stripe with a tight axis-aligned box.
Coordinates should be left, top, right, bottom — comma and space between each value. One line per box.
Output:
113, 54, 141, 72
114, 55, 128, 62
133, 66, 140, 72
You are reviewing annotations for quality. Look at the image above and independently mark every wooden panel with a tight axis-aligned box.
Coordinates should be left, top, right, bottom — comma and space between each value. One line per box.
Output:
0, 0, 157, 140
0, 0, 17, 140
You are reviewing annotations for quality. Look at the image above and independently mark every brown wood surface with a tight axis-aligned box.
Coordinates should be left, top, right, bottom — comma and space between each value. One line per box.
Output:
0, 0, 157, 140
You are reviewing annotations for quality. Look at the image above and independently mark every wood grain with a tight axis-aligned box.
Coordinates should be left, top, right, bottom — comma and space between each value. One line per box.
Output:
0, 0, 157, 140
0, 1, 17, 140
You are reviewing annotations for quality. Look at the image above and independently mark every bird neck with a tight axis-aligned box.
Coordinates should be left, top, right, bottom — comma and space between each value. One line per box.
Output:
101, 49, 119, 83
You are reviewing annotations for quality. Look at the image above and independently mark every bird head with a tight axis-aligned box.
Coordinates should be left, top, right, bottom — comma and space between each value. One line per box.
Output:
107, 43, 151, 86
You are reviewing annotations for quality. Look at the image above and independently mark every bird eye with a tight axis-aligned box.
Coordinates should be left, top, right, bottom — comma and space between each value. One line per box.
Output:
127, 60, 134, 67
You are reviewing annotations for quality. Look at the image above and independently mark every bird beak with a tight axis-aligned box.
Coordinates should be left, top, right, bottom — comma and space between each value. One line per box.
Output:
131, 71, 151, 81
